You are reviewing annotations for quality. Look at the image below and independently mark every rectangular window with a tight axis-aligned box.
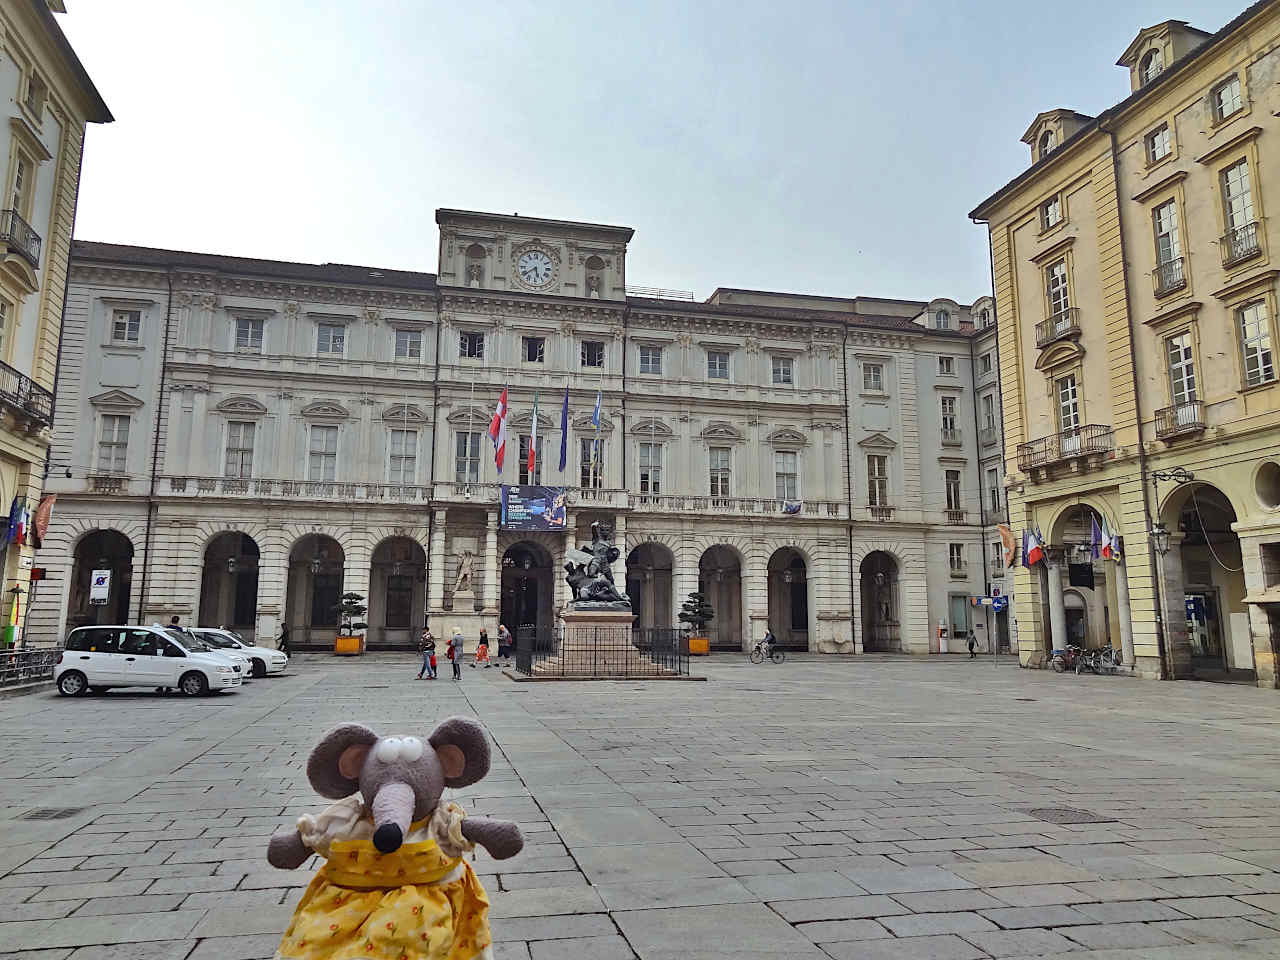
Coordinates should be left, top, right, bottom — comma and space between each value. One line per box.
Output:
949, 543, 965, 572
638, 441, 663, 493
518, 434, 542, 485
638, 345, 663, 375
990, 540, 1004, 568
707, 350, 729, 379
1213, 74, 1242, 122
1056, 373, 1080, 431
581, 340, 604, 367
982, 393, 996, 429
224, 421, 255, 478
863, 362, 883, 391
867, 455, 888, 506
1238, 300, 1276, 387
1040, 195, 1062, 230
522, 336, 545, 363
1222, 159, 1255, 230
945, 470, 961, 510
771, 355, 793, 385
112, 309, 141, 344
709, 446, 731, 497
980, 352, 993, 375
1146, 123, 1172, 164
580, 437, 604, 488
308, 425, 338, 481
455, 431, 481, 483
774, 450, 798, 500
317, 323, 346, 356
941, 396, 958, 433
1046, 259, 1070, 316
986, 466, 1000, 512
235, 317, 263, 351
389, 428, 417, 484
10, 156, 30, 215
23, 73, 44, 118
1153, 199, 1181, 265
1165, 332, 1198, 405
394, 329, 423, 360
459, 331, 485, 359
0, 300, 7, 355
939, 356, 954, 376
98, 414, 129, 473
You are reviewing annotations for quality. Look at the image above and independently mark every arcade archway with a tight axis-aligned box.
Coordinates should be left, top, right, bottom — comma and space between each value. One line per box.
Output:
767, 548, 810, 650
860, 551, 900, 652
369, 537, 427, 648
285, 534, 345, 647
198, 532, 260, 639
699, 545, 743, 651
626, 543, 674, 631
501, 542, 554, 638
68, 530, 134, 627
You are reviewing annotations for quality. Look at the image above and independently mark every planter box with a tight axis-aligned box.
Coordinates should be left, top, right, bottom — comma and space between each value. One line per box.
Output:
688, 635, 710, 656
334, 635, 365, 656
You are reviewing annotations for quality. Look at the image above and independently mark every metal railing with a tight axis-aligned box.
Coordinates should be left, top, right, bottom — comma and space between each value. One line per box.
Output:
1035, 307, 1081, 347
1221, 221, 1262, 267
0, 647, 60, 688
1155, 399, 1205, 439
941, 427, 962, 445
979, 425, 1000, 447
625, 285, 695, 301
514, 624, 689, 677
949, 562, 968, 577
0, 209, 41, 268
629, 494, 847, 518
1153, 257, 1186, 296
91, 475, 125, 493
0, 359, 52, 424
945, 508, 966, 525
1017, 424, 1114, 471
867, 505, 894, 521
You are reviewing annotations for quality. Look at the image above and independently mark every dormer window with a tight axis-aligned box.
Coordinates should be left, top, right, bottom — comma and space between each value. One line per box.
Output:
935, 310, 952, 330
1139, 48, 1164, 85
1037, 129, 1056, 160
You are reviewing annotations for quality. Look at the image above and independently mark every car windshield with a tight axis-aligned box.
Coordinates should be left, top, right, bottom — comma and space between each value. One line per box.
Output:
165, 628, 211, 652
196, 632, 236, 648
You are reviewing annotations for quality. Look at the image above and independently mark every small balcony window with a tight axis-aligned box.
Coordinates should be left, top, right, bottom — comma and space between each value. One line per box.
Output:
1139, 48, 1164, 86
460, 331, 485, 360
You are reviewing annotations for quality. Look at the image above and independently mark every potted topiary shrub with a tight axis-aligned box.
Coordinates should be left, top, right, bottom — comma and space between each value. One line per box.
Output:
678, 590, 714, 656
333, 592, 368, 656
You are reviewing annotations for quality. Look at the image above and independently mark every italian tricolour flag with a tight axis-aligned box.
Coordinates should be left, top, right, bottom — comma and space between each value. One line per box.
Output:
489, 387, 509, 472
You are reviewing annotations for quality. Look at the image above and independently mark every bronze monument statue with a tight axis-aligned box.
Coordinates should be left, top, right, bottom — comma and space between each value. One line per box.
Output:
564, 521, 631, 610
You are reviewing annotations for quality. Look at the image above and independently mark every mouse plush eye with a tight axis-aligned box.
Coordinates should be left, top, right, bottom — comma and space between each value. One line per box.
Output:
375, 737, 403, 763
400, 737, 424, 761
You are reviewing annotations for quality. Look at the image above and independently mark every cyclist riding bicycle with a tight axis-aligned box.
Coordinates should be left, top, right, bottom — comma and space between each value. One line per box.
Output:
762, 627, 776, 654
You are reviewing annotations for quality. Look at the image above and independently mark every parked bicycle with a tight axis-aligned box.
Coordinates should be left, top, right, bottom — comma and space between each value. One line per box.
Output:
1075, 646, 1122, 675
749, 634, 786, 664
1049, 644, 1082, 673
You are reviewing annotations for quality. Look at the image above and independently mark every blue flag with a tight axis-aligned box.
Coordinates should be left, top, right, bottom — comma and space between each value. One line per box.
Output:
558, 386, 569, 473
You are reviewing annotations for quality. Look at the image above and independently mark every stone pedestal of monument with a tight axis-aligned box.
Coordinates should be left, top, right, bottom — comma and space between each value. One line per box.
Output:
531, 608, 676, 678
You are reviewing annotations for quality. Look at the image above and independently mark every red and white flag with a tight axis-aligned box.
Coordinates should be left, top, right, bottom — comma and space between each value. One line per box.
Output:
489, 387, 509, 472
1026, 527, 1045, 566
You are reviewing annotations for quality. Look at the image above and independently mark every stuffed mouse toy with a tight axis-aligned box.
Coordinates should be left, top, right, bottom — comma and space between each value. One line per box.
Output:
267, 717, 523, 960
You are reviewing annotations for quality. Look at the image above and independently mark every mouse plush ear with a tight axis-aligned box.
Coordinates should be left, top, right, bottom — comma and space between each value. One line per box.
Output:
307, 723, 379, 798
428, 716, 490, 788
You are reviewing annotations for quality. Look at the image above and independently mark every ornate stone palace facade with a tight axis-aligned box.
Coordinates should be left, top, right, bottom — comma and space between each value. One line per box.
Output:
30, 209, 1012, 654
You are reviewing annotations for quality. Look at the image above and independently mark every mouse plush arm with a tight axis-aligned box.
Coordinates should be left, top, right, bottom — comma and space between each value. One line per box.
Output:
461, 816, 524, 860
267, 829, 312, 870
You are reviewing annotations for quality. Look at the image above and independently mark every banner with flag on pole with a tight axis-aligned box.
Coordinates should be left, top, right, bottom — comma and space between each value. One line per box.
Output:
590, 388, 602, 477
489, 386, 509, 472
1023, 527, 1044, 566
527, 391, 539, 478
998, 524, 1017, 567
558, 384, 569, 474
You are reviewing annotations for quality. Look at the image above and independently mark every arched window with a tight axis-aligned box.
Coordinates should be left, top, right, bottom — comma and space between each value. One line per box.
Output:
935, 310, 951, 330
1037, 129, 1056, 159
584, 255, 605, 299
464, 243, 485, 288
1140, 48, 1163, 85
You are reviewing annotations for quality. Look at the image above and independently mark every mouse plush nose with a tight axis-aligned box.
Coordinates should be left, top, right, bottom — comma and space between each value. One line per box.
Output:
373, 823, 403, 853
369, 781, 415, 853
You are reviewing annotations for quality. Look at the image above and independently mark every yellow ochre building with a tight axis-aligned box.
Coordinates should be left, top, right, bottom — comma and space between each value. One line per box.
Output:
972, 1, 1280, 686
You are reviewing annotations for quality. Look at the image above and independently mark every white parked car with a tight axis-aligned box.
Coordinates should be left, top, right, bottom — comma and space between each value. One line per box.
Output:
168, 627, 252, 679
56, 625, 243, 696
192, 627, 288, 678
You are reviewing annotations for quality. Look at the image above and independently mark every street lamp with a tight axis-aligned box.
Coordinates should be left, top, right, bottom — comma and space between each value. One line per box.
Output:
226, 556, 238, 574
1148, 466, 1195, 681
1150, 522, 1172, 557
309, 557, 321, 575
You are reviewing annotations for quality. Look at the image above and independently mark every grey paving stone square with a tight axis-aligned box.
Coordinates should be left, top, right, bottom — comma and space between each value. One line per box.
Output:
821, 933, 990, 960
958, 926, 1080, 956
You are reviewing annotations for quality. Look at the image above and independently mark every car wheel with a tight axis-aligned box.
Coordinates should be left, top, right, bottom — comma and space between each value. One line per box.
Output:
180, 671, 209, 697
251, 658, 266, 679
57, 671, 87, 696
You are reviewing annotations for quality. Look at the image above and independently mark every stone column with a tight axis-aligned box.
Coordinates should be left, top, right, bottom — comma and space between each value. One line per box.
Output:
428, 509, 447, 621
611, 514, 627, 589
254, 534, 286, 648
673, 552, 699, 630
1044, 547, 1068, 652
1113, 556, 1136, 669
744, 551, 768, 654
1158, 533, 1192, 679
1239, 532, 1279, 688
483, 510, 499, 614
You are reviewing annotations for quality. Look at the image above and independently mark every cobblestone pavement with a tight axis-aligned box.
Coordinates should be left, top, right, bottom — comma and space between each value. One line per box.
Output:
5, 654, 1280, 958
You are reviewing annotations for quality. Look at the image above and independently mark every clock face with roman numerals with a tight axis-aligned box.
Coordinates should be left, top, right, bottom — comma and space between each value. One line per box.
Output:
516, 249, 555, 288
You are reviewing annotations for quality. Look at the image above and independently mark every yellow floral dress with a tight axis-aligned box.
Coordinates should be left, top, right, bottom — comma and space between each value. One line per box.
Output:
275, 796, 494, 960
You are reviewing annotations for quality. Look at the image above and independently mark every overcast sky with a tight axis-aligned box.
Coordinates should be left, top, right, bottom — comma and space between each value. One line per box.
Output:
59, 0, 1245, 304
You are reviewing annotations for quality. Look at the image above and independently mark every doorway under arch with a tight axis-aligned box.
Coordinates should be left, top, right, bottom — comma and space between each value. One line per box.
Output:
1048, 504, 1117, 655
501, 542, 554, 638
198, 532, 260, 639
285, 534, 345, 647
699, 545, 743, 651
767, 548, 810, 650
860, 551, 900, 652
68, 530, 134, 628
369, 537, 427, 648
626, 543, 674, 630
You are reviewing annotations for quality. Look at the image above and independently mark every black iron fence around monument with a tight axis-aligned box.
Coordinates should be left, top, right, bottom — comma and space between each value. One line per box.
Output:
513, 624, 689, 677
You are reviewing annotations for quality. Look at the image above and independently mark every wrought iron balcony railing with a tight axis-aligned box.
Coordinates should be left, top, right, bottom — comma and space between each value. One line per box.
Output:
1155, 399, 1205, 439
1221, 221, 1262, 267
867, 504, 894, 521
941, 427, 963, 446
1153, 256, 1186, 296
979, 425, 1000, 447
0, 209, 41, 268
1035, 307, 1081, 348
1017, 423, 1114, 472
945, 508, 966, 525
0, 359, 52, 425
949, 562, 968, 578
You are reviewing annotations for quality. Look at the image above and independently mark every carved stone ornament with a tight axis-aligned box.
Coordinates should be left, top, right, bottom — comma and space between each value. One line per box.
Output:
677, 332, 693, 348
744, 337, 761, 355
283, 300, 300, 318
198, 293, 218, 310
362, 306, 382, 325
174, 291, 194, 308
564, 521, 631, 610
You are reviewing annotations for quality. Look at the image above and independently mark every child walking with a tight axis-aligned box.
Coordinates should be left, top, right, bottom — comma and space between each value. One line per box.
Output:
449, 627, 464, 680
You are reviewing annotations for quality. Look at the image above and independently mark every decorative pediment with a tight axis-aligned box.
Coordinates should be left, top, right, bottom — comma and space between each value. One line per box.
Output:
300, 401, 350, 420
629, 418, 674, 438
89, 389, 144, 410
446, 405, 490, 427
382, 403, 427, 424
767, 427, 808, 447
572, 411, 614, 433
1035, 340, 1084, 372
857, 432, 897, 450
509, 409, 555, 430
700, 421, 743, 442
215, 395, 267, 415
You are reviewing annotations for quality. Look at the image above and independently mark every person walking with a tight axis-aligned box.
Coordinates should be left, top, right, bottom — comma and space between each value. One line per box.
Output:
278, 624, 290, 657
448, 627, 463, 680
967, 631, 978, 659
415, 628, 435, 679
473, 628, 490, 669
497, 623, 513, 665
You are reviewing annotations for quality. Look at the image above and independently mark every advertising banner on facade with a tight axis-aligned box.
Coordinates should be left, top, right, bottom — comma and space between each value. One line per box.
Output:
89, 569, 111, 605
501, 486, 568, 531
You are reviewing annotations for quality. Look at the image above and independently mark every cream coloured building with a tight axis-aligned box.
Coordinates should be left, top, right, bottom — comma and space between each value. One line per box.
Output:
971, 2, 1280, 685
0, 1, 108, 629
31, 209, 1012, 654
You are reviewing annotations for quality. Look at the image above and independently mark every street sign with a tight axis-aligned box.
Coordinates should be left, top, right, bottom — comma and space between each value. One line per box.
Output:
29, 567, 45, 581
992, 586, 1001, 597
992, 595, 1009, 613
89, 569, 111, 605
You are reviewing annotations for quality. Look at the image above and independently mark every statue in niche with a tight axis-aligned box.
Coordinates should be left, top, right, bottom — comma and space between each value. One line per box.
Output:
466, 263, 483, 287
585, 274, 601, 298
564, 522, 631, 610
452, 549, 475, 594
